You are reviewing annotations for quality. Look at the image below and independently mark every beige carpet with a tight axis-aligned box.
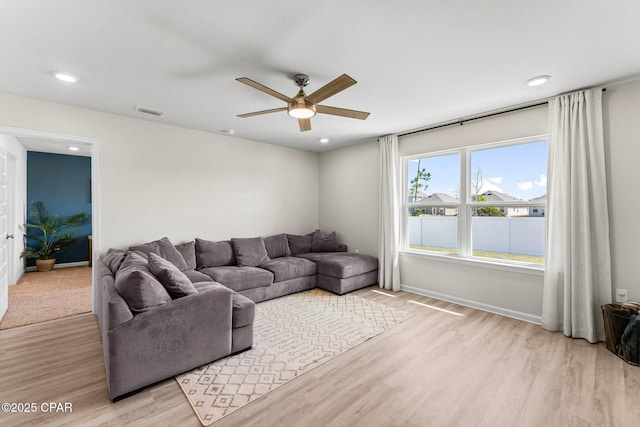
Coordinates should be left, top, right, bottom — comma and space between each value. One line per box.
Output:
177, 289, 413, 426
0, 266, 92, 330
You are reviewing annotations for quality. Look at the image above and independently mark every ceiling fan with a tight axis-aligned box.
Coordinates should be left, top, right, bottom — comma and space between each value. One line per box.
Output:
236, 73, 370, 132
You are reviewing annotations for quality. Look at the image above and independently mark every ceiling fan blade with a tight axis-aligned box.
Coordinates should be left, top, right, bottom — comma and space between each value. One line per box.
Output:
237, 107, 288, 118
305, 74, 357, 105
316, 105, 370, 120
298, 118, 312, 132
236, 77, 295, 103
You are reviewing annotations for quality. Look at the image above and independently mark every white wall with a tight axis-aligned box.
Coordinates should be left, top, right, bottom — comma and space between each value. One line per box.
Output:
603, 79, 640, 302
0, 93, 319, 254
0, 134, 26, 285
318, 141, 379, 256
319, 106, 549, 320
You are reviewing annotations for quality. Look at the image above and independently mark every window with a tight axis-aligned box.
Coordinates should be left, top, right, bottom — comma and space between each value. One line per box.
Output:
404, 137, 547, 266
406, 153, 460, 254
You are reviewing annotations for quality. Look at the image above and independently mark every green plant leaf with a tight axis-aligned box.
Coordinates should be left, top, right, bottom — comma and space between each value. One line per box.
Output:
21, 201, 88, 260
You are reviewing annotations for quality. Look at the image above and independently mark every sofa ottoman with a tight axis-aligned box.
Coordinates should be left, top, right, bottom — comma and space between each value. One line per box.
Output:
295, 252, 379, 295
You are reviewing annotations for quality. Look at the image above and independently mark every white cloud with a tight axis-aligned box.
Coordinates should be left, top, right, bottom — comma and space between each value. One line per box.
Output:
517, 181, 533, 191
487, 177, 503, 184
535, 174, 547, 187
479, 179, 503, 193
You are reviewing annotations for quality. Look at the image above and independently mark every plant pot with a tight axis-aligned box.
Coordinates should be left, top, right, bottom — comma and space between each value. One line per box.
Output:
36, 259, 56, 272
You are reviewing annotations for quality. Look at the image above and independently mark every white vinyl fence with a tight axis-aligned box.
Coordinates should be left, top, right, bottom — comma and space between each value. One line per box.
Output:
408, 216, 545, 256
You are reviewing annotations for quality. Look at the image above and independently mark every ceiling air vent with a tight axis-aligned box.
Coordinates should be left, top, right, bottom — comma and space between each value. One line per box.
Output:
134, 105, 165, 117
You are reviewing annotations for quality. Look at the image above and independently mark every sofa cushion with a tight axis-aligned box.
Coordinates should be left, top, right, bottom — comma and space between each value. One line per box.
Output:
263, 233, 291, 259
311, 229, 339, 252
199, 266, 273, 292
287, 233, 313, 255
231, 237, 270, 267
296, 252, 378, 279
129, 237, 188, 271
192, 281, 222, 293
114, 251, 171, 314
195, 239, 237, 269
175, 241, 197, 270
103, 248, 126, 274
147, 253, 197, 299
260, 257, 317, 283
232, 293, 255, 328
183, 269, 214, 283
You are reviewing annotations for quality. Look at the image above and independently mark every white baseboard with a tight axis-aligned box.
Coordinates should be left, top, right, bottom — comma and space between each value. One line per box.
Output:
8, 271, 24, 286
400, 284, 542, 325
25, 261, 90, 272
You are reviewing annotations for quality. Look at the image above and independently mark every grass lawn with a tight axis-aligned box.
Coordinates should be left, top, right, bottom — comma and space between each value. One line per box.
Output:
408, 245, 544, 264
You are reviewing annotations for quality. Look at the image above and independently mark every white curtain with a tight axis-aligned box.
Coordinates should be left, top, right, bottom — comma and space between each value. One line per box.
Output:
378, 134, 401, 291
542, 88, 612, 343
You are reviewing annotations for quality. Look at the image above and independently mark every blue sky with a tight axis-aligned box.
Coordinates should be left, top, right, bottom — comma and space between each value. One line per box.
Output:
407, 141, 548, 201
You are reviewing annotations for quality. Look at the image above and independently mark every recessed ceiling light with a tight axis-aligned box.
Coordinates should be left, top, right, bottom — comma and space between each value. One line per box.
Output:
51, 71, 78, 83
68, 146, 80, 151
319, 138, 329, 143
526, 75, 550, 87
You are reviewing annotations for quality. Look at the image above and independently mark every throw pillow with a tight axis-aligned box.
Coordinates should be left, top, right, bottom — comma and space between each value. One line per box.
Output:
311, 229, 339, 252
129, 237, 189, 271
114, 251, 171, 314
175, 241, 197, 270
147, 253, 197, 299
287, 233, 313, 255
195, 238, 237, 269
263, 233, 291, 259
231, 237, 270, 267
102, 248, 126, 274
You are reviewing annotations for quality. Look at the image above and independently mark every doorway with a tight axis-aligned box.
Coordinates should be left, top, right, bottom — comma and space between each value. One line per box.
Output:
0, 126, 99, 328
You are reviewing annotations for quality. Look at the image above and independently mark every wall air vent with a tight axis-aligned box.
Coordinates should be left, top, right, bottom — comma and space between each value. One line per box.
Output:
134, 105, 165, 117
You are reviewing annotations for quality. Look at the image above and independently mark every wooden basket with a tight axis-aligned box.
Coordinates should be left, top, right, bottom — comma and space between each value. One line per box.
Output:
601, 304, 639, 366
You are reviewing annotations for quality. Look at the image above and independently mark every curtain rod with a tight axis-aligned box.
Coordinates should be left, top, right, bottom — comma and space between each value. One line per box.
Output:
398, 101, 548, 137
397, 87, 607, 138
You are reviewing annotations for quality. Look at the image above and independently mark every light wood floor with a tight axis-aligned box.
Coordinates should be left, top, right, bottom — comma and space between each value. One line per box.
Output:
0, 287, 638, 427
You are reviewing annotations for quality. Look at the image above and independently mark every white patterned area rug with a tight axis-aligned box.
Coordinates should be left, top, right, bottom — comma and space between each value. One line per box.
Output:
176, 288, 412, 425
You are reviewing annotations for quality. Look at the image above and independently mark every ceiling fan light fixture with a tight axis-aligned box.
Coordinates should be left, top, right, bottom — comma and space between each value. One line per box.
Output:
236, 73, 368, 132
287, 103, 316, 119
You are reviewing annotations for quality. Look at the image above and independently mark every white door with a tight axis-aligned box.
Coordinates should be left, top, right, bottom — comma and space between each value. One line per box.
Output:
0, 140, 8, 322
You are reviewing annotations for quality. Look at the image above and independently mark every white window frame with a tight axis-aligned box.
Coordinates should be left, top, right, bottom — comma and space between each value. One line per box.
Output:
401, 135, 548, 271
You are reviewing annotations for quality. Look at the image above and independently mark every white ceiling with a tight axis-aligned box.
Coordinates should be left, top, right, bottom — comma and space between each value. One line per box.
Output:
1, 1, 639, 153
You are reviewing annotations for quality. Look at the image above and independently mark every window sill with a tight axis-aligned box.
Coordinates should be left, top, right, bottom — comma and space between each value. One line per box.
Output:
399, 249, 545, 276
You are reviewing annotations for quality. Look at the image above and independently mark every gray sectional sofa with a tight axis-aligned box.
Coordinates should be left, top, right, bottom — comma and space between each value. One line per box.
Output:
96, 231, 378, 400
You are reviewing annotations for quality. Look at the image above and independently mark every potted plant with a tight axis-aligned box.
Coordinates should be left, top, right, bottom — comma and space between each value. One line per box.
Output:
20, 201, 88, 272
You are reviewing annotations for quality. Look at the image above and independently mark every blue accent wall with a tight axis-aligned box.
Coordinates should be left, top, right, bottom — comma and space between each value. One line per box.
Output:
26, 152, 92, 265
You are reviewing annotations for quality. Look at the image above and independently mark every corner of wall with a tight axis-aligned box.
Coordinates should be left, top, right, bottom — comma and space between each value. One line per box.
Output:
318, 141, 380, 256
